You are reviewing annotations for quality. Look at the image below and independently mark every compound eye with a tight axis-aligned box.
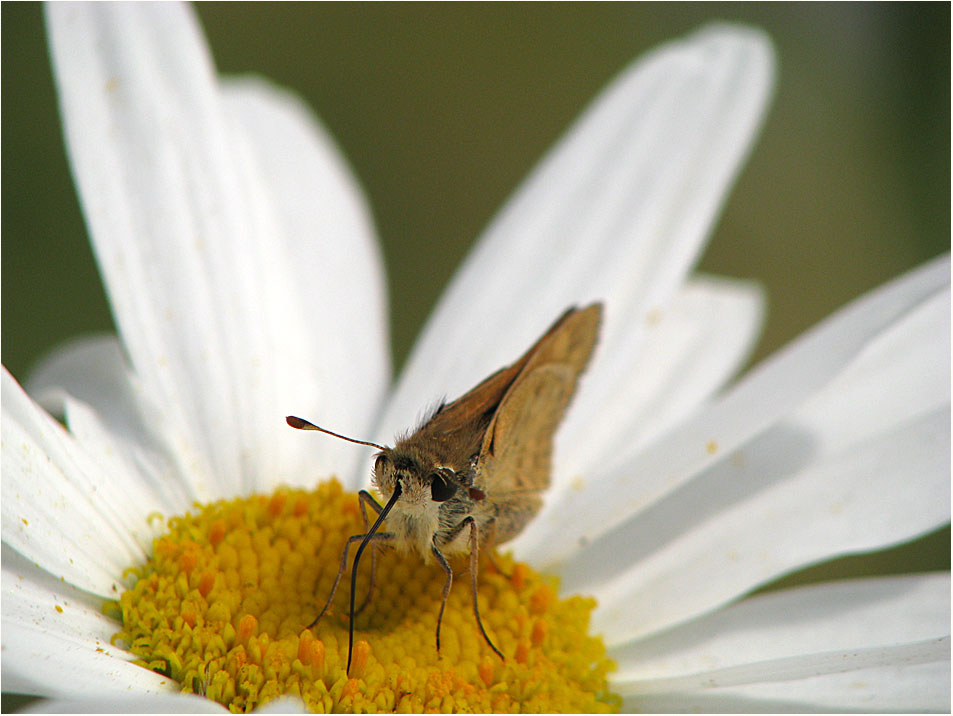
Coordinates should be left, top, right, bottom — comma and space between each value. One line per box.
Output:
374, 454, 388, 474
429, 472, 457, 502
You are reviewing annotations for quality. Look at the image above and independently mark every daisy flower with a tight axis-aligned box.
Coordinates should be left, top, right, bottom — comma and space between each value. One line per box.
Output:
3, 3, 949, 713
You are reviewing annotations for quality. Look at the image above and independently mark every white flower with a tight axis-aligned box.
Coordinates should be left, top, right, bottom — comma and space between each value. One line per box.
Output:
3, 3, 949, 713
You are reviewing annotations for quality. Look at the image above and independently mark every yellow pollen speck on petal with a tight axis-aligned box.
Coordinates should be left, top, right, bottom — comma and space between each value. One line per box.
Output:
112, 480, 619, 713
706, 440, 719, 455
55, 605, 63, 613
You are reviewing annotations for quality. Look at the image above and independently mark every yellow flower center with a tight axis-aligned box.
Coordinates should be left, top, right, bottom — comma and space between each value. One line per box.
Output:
108, 480, 619, 713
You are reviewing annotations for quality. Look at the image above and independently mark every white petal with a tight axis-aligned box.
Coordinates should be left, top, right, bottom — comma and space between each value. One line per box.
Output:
2, 369, 150, 595
612, 574, 949, 681
521, 255, 949, 571
626, 638, 949, 696
219, 78, 390, 490
63, 397, 193, 527
554, 275, 764, 494
1, 549, 173, 699
46, 4, 387, 498
255, 697, 309, 713
27, 336, 196, 513
46, 3, 222, 497
20, 695, 226, 714
596, 405, 948, 643
568, 276, 950, 642
29, 335, 144, 430
615, 574, 950, 712
379, 24, 774, 444
624, 661, 949, 713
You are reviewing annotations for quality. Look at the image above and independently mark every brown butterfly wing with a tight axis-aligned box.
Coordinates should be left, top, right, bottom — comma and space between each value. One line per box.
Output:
407, 305, 599, 469
477, 303, 601, 507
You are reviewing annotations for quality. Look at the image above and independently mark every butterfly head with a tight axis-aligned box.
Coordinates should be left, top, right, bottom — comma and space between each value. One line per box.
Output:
372, 449, 459, 508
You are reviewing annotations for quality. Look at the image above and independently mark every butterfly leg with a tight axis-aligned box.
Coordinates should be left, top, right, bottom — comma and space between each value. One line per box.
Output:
465, 517, 504, 661
307, 490, 393, 630
430, 541, 453, 655
432, 518, 504, 660
354, 490, 386, 616
483, 518, 510, 578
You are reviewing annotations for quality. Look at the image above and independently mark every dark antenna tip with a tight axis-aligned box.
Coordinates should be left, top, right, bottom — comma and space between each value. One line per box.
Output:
285, 415, 387, 451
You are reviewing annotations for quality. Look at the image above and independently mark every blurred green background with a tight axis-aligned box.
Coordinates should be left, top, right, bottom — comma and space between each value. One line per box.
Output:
3, 3, 949, 377
1, 2, 949, 708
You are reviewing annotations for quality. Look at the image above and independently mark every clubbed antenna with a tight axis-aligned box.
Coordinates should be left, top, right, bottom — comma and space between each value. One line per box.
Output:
285, 415, 387, 451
